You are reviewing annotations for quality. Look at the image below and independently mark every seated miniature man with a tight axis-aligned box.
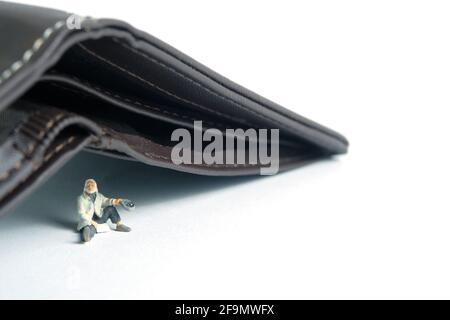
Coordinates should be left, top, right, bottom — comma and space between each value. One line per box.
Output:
77, 178, 131, 242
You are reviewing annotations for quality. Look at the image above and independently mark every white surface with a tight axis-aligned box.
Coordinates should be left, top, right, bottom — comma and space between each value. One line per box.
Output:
1, 0, 450, 299
94, 223, 111, 233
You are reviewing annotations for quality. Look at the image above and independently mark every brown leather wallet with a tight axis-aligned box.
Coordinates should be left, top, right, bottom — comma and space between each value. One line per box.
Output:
0, 1, 348, 215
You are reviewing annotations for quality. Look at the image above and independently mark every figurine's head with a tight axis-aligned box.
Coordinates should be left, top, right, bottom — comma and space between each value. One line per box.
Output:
84, 179, 98, 194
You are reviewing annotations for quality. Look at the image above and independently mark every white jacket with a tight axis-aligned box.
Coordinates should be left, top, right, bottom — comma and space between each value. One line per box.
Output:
77, 192, 114, 230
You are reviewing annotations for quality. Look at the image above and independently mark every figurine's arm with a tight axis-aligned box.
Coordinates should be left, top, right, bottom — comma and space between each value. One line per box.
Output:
100, 194, 122, 207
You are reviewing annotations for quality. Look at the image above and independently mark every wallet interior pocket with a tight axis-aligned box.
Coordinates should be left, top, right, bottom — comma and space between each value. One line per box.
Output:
23, 78, 324, 175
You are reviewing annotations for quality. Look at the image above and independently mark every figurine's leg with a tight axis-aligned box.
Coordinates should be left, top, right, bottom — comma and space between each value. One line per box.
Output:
81, 225, 96, 242
101, 206, 121, 223
102, 205, 132, 232
93, 212, 109, 224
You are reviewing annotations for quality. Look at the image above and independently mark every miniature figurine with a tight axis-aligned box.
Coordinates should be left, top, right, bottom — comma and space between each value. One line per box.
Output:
77, 178, 132, 242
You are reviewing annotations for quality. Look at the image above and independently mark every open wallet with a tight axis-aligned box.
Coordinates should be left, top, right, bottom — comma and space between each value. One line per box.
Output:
0, 1, 349, 215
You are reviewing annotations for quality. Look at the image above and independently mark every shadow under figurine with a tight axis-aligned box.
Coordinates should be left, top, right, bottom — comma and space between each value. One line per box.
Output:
77, 179, 134, 242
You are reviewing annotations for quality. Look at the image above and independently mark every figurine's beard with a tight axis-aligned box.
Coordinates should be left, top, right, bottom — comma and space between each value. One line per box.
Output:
85, 187, 98, 194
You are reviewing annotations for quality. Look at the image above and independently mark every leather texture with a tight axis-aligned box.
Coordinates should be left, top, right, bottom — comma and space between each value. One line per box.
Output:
0, 1, 349, 215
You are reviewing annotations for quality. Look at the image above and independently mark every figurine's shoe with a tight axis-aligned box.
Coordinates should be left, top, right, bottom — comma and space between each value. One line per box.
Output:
82, 226, 94, 242
115, 224, 132, 232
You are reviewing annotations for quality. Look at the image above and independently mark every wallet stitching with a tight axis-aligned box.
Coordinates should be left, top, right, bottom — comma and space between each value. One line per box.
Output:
42, 136, 76, 163
21, 113, 66, 156
0, 157, 23, 182
0, 20, 66, 86
77, 44, 257, 128
48, 75, 228, 129
0, 135, 77, 205
0, 111, 67, 183
113, 38, 347, 146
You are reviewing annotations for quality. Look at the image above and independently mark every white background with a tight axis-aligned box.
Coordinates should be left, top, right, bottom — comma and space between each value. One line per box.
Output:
1, 0, 449, 299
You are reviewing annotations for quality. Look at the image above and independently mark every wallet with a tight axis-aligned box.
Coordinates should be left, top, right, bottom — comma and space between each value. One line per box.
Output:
0, 1, 348, 215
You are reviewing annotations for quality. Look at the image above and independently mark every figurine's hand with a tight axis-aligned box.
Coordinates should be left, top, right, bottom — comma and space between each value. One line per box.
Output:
112, 198, 122, 206
91, 220, 98, 227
